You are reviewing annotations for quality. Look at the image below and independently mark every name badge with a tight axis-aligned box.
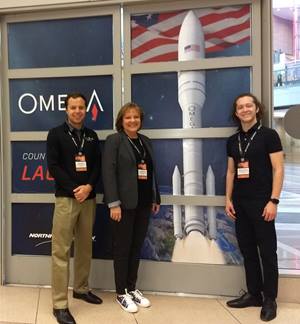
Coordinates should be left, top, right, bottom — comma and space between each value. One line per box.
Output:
237, 160, 249, 179
138, 163, 147, 180
75, 154, 87, 172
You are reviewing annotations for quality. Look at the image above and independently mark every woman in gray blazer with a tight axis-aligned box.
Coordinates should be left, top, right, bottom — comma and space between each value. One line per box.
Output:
102, 102, 160, 313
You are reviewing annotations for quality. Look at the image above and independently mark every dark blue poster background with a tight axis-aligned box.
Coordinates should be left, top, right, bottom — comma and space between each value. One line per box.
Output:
8, 15, 113, 69
10, 76, 113, 131
12, 142, 54, 193
12, 203, 112, 258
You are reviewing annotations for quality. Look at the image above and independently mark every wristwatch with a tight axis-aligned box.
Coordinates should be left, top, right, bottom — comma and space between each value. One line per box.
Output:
270, 198, 280, 205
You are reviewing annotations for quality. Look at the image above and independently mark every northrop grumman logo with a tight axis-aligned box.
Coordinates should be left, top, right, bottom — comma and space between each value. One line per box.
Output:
18, 89, 104, 121
29, 233, 52, 239
28, 232, 96, 248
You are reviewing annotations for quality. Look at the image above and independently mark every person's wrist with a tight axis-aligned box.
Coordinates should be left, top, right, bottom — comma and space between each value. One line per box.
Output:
269, 198, 279, 205
86, 184, 92, 192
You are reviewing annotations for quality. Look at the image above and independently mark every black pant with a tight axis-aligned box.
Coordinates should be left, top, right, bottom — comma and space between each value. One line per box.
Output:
234, 198, 278, 300
111, 205, 150, 295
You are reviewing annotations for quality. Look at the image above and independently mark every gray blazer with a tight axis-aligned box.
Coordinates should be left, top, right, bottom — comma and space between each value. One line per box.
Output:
102, 131, 161, 210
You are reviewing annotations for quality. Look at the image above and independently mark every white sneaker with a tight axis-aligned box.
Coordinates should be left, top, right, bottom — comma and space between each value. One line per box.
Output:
116, 292, 138, 313
128, 289, 151, 307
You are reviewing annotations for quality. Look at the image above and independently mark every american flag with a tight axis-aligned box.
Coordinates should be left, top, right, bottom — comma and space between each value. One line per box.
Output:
131, 5, 250, 63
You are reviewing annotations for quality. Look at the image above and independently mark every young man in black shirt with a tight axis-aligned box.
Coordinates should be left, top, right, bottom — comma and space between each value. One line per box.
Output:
225, 93, 284, 322
47, 93, 102, 324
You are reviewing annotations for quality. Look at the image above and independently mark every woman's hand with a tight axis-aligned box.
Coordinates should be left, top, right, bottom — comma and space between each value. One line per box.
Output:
225, 199, 236, 220
152, 203, 160, 214
110, 206, 122, 222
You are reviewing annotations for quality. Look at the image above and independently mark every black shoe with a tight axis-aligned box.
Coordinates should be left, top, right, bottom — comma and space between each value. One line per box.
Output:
227, 292, 263, 308
260, 298, 277, 321
73, 291, 103, 304
53, 308, 76, 324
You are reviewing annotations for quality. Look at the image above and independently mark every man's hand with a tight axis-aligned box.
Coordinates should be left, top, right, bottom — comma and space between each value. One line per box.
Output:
262, 201, 277, 222
73, 184, 92, 203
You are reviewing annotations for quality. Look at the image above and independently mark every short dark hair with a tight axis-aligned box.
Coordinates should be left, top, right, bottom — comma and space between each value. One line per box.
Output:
65, 93, 87, 109
231, 92, 264, 124
115, 102, 144, 132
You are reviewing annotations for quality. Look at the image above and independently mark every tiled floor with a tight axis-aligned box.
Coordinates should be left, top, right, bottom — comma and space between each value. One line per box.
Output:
0, 286, 300, 324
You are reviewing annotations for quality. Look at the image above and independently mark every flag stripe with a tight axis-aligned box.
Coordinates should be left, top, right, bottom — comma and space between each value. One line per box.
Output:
205, 20, 250, 42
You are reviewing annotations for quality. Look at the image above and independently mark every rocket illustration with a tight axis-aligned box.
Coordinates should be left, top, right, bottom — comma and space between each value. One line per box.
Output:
206, 165, 217, 239
177, 10, 206, 235
171, 10, 225, 264
172, 166, 183, 239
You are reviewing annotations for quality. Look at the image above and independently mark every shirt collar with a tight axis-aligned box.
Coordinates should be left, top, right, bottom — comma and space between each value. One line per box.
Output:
65, 120, 84, 133
239, 121, 260, 136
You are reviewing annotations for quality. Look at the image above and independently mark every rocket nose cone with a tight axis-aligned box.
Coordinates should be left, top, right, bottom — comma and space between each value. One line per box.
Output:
178, 10, 205, 60
173, 165, 180, 175
184, 10, 199, 26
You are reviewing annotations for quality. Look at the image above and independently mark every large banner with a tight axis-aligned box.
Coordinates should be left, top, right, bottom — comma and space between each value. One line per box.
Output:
130, 5, 250, 264
10, 76, 113, 131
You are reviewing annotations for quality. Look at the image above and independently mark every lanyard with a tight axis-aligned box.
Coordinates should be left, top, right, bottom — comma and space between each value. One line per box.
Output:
127, 136, 146, 163
68, 130, 85, 155
238, 124, 261, 161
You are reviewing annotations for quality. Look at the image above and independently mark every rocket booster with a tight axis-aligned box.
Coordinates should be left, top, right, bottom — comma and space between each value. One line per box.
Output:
206, 165, 217, 240
178, 10, 206, 235
172, 166, 183, 239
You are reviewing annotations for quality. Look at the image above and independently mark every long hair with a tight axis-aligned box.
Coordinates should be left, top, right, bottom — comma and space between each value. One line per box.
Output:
231, 93, 264, 124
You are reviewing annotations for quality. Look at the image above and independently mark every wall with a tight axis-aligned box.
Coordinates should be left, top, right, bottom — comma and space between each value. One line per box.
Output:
273, 15, 293, 55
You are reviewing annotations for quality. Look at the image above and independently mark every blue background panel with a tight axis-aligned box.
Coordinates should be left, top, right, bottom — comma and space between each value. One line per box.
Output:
9, 76, 113, 131
8, 16, 113, 68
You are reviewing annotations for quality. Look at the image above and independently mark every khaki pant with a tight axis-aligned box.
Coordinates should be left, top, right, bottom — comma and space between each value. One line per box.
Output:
52, 197, 96, 309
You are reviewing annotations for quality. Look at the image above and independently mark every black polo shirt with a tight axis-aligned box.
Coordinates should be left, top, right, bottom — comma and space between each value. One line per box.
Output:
227, 122, 283, 199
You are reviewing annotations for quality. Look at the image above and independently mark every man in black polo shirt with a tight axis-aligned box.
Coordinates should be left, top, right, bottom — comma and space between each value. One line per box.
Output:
225, 93, 284, 322
47, 93, 102, 324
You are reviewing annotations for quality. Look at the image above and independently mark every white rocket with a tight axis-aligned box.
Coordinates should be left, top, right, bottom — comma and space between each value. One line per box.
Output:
176, 10, 206, 235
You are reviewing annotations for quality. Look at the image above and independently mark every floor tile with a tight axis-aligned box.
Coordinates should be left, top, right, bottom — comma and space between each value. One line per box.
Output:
0, 286, 38, 324
134, 294, 239, 324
